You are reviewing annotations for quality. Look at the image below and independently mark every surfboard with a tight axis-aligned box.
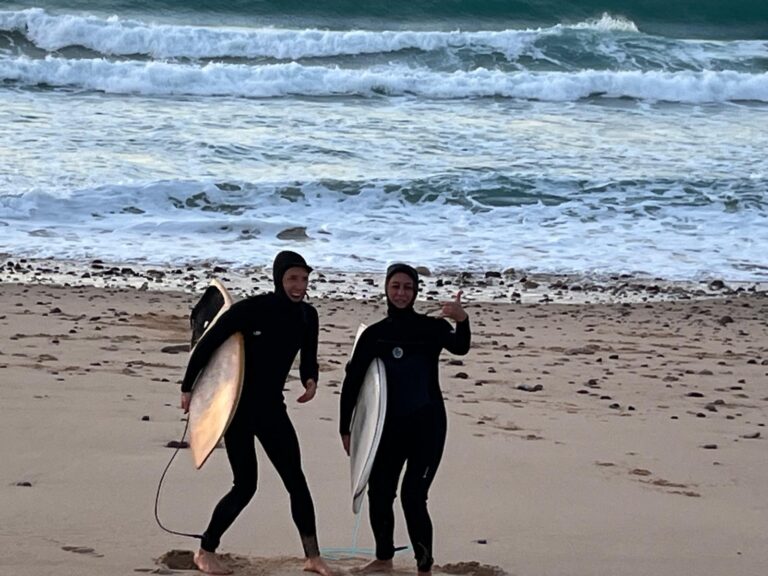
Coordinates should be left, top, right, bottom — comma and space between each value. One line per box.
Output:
349, 324, 388, 514
187, 279, 245, 470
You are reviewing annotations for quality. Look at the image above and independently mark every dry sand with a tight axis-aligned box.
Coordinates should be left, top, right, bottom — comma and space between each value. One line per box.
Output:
1, 259, 767, 576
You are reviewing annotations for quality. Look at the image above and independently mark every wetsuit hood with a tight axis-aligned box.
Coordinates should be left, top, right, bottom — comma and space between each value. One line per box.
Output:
272, 251, 313, 302
385, 262, 419, 316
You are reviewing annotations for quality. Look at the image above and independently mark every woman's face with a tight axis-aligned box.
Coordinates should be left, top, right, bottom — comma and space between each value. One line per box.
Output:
386, 272, 415, 309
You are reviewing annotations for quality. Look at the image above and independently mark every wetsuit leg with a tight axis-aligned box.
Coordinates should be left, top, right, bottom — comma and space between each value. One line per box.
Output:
367, 423, 408, 562
400, 405, 447, 573
200, 421, 258, 552
255, 407, 320, 557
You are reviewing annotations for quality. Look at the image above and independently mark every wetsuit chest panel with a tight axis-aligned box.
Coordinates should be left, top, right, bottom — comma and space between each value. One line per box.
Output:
376, 338, 436, 418
238, 299, 308, 405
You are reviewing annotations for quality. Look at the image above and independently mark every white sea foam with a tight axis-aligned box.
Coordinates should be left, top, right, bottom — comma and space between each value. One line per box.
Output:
1, 178, 766, 281
1, 56, 766, 102
3, 8, 762, 67
0, 8, 552, 60
568, 13, 640, 33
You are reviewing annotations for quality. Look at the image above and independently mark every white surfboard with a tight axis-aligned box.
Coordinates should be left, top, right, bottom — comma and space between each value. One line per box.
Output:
349, 324, 388, 514
187, 279, 245, 470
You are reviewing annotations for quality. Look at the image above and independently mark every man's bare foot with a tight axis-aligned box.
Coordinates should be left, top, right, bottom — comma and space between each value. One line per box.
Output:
304, 555, 334, 576
418, 571, 432, 576
193, 549, 233, 575
351, 559, 394, 573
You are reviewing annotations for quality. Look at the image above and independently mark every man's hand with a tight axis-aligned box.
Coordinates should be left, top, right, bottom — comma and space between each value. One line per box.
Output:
181, 392, 192, 413
297, 379, 317, 403
341, 434, 351, 456
440, 290, 468, 322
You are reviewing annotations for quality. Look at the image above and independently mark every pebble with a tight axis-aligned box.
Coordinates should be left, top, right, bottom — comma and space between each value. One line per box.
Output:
166, 441, 189, 449
161, 344, 189, 354
517, 384, 543, 392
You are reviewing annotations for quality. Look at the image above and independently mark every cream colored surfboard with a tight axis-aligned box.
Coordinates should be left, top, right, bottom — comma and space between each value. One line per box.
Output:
188, 279, 245, 469
349, 324, 388, 514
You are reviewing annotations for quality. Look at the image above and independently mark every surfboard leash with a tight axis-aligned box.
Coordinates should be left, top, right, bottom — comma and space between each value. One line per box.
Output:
153, 416, 203, 540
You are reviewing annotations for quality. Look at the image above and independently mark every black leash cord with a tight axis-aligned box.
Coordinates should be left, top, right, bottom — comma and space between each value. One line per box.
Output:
153, 416, 203, 540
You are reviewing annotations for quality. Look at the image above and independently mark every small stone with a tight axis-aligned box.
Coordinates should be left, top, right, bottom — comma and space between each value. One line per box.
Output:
702, 444, 718, 450
166, 440, 189, 449
161, 344, 189, 354
141, 415, 150, 421
517, 384, 543, 392
454, 372, 469, 379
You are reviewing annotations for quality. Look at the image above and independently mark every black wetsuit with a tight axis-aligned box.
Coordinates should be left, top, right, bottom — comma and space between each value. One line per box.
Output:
182, 281, 320, 556
340, 306, 471, 572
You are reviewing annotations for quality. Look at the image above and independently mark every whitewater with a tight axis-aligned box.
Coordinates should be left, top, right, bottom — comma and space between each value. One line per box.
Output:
1, 5, 767, 280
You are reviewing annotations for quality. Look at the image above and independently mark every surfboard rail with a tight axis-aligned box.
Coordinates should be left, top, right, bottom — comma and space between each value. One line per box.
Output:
349, 324, 388, 514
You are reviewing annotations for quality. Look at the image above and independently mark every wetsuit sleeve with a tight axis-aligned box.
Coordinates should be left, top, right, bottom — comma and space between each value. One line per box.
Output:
180, 301, 246, 393
339, 328, 376, 435
439, 316, 471, 356
299, 305, 320, 386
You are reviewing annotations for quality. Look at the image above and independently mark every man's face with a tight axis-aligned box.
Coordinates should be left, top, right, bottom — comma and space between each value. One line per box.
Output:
282, 266, 309, 302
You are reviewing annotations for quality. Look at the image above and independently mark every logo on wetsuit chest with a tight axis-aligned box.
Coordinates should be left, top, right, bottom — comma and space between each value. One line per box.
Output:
392, 346, 404, 359
252, 330, 262, 337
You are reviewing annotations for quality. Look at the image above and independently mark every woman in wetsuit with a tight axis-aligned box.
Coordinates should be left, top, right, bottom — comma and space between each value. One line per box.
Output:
339, 263, 470, 576
181, 251, 332, 576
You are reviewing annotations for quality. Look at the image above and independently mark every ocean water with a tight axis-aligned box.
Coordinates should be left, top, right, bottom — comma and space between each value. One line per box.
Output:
1, 1, 767, 280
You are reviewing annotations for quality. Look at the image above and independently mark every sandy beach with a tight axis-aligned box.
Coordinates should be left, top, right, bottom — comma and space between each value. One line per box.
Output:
1, 259, 767, 576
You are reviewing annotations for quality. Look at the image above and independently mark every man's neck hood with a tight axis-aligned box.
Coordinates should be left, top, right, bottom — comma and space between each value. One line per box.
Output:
272, 251, 313, 303
385, 262, 419, 317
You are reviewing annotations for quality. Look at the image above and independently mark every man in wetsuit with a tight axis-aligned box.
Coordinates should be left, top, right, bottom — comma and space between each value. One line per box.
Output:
181, 251, 332, 576
340, 263, 470, 575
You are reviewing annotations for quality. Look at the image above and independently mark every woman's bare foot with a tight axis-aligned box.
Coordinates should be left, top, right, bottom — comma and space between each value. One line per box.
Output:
351, 559, 394, 573
193, 549, 233, 575
304, 555, 334, 576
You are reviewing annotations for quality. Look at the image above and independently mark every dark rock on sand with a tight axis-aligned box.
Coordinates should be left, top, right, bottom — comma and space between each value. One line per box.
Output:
517, 384, 543, 392
161, 344, 189, 354
166, 440, 189, 449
